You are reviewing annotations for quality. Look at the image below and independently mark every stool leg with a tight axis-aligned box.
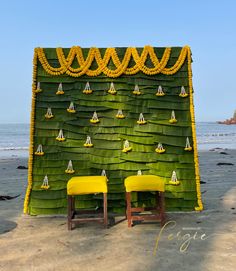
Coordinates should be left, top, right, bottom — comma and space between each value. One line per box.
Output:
68, 195, 72, 230
72, 196, 75, 219
156, 191, 160, 212
103, 193, 108, 228
126, 192, 132, 227
159, 192, 166, 226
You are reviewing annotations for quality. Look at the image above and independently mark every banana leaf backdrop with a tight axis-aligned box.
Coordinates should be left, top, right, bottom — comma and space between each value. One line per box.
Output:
24, 46, 203, 215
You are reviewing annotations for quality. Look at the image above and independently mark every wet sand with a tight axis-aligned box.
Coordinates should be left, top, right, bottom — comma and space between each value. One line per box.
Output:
0, 149, 236, 271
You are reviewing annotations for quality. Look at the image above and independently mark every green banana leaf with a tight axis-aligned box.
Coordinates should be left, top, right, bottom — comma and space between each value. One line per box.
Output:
28, 46, 199, 214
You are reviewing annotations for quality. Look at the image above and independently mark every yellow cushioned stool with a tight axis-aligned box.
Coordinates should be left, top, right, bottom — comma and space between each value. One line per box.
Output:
67, 176, 108, 230
124, 175, 166, 227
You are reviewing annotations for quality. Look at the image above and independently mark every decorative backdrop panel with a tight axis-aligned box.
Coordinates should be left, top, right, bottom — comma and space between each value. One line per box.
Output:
24, 46, 203, 215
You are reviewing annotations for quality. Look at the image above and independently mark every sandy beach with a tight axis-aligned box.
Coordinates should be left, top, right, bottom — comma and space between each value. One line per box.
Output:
0, 149, 236, 271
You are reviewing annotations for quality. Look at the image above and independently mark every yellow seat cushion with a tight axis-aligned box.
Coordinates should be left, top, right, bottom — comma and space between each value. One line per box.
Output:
67, 176, 108, 195
124, 175, 165, 192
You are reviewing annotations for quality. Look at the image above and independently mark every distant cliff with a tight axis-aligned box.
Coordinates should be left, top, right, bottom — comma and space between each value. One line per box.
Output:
218, 110, 236, 124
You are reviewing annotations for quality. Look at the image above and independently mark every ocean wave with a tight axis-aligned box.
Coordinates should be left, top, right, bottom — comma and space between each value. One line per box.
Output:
197, 132, 236, 137
0, 147, 29, 151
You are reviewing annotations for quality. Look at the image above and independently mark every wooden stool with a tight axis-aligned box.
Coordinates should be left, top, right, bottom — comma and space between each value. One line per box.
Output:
124, 175, 166, 227
67, 176, 108, 230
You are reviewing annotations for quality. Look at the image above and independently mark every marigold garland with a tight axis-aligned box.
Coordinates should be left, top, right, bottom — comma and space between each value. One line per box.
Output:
35, 46, 189, 78
186, 47, 203, 211
23, 48, 38, 214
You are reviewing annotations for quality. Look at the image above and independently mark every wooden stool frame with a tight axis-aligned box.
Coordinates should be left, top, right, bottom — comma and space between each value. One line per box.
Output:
67, 193, 108, 230
126, 191, 166, 227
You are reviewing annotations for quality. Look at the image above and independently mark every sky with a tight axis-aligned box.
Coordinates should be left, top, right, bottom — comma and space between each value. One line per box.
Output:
0, 0, 235, 123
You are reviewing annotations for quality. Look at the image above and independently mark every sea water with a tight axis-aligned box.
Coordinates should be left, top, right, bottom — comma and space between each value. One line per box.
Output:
0, 124, 29, 158
0, 122, 235, 158
196, 122, 236, 150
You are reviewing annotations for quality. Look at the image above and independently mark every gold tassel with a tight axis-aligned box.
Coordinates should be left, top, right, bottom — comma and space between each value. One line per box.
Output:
108, 82, 117, 95
67, 102, 76, 113
179, 86, 188, 97
41, 175, 50, 190
35, 82, 42, 93
45, 108, 54, 119
116, 109, 125, 119
169, 171, 180, 185
56, 83, 64, 95
83, 82, 93, 94
133, 84, 141, 95
169, 110, 177, 123
56, 129, 65, 141
155, 143, 165, 154
184, 137, 193, 151
122, 140, 132, 153
137, 113, 147, 125
156, 85, 165, 96
84, 136, 93, 147
90, 111, 100, 123
35, 144, 44, 156
65, 160, 75, 174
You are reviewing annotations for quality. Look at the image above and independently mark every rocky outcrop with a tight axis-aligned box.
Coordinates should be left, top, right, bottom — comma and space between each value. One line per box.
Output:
218, 110, 236, 124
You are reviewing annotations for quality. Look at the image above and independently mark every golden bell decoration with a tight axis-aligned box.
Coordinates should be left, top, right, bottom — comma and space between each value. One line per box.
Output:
56, 129, 65, 142
122, 140, 132, 153
156, 85, 165, 96
169, 171, 180, 185
90, 111, 100, 123
137, 113, 147, 125
169, 110, 177, 123
116, 109, 125, 119
84, 136, 93, 147
65, 160, 75, 174
184, 137, 193, 151
133, 84, 141, 95
41, 175, 50, 190
56, 83, 64, 95
179, 86, 188, 98
155, 143, 166, 154
35, 82, 42, 93
101, 169, 106, 176
108, 82, 117, 95
137, 170, 142, 176
35, 144, 44, 156
67, 102, 76, 113
83, 82, 93, 94
45, 108, 54, 119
